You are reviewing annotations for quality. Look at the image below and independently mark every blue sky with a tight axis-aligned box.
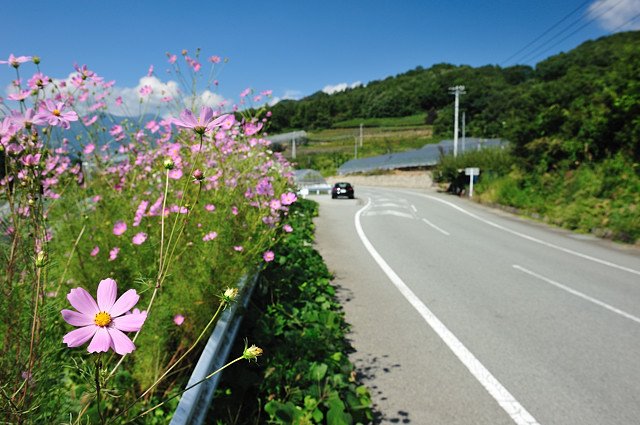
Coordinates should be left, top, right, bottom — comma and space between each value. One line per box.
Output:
1, 0, 639, 115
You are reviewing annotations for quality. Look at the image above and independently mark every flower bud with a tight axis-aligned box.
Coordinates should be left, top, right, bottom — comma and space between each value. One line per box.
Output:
163, 158, 175, 170
192, 169, 204, 181
243, 343, 263, 362
35, 251, 49, 268
32, 56, 40, 65
224, 287, 239, 300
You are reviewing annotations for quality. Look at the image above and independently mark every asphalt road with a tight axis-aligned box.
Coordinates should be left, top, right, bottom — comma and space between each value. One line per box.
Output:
310, 187, 640, 425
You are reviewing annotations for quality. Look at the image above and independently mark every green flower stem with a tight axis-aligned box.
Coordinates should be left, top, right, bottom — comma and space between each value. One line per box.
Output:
55, 223, 86, 296
95, 354, 105, 425
119, 356, 245, 425
110, 300, 226, 423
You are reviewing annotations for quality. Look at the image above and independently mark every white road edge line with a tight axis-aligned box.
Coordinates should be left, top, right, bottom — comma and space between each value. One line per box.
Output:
513, 265, 640, 325
406, 191, 640, 277
356, 198, 540, 425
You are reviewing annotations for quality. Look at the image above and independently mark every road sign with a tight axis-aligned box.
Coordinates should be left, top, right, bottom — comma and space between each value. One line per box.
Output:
465, 168, 479, 198
465, 167, 479, 176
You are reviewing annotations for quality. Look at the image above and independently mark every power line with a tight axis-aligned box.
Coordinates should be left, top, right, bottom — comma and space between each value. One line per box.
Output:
520, 0, 627, 64
501, 0, 592, 65
503, 0, 625, 66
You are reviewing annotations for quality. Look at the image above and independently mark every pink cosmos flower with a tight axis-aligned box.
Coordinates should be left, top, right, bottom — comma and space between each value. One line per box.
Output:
83, 115, 98, 126
209, 56, 221, 63
113, 220, 127, 235
110, 124, 123, 136
168, 169, 183, 180
20, 153, 41, 167
115, 96, 123, 106
73, 62, 103, 84
90, 246, 100, 257
83, 143, 95, 154
109, 247, 119, 261
204, 204, 215, 212
280, 192, 297, 205
0, 54, 32, 67
263, 250, 275, 262
9, 108, 36, 130
147, 65, 154, 77
174, 314, 184, 326
220, 115, 235, 130
269, 199, 281, 210
202, 231, 217, 242
33, 99, 78, 130
8, 89, 31, 101
140, 85, 152, 96
172, 106, 229, 135
234, 246, 243, 252
168, 54, 177, 64
283, 224, 293, 233
132, 232, 148, 245
0, 117, 16, 145
27, 72, 49, 89
239, 88, 251, 97
61, 278, 147, 355
244, 122, 263, 136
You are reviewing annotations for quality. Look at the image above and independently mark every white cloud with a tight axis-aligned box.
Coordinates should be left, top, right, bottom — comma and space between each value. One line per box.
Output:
589, 0, 640, 31
1, 74, 229, 120
107, 76, 226, 119
322, 81, 362, 95
283, 90, 303, 100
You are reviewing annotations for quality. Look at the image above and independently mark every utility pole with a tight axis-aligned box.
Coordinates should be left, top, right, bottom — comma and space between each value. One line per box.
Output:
360, 123, 363, 147
448, 85, 465, 157
354, 137, 358, 159
292, 137, 296, 159
462, 111, 466, 153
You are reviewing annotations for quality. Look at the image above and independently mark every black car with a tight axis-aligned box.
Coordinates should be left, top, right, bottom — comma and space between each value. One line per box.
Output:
331, 182, 354, 199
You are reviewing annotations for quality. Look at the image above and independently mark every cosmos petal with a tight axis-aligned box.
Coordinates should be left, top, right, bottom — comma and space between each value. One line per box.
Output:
87, 327, 111, 353
63, 325, 97, 347
61, 309, 95, 327
97, 278, 117, 312
67, 287, 99, 316
112, 312, 147, 332
108, 328, 136, 355
199, 106, 213, 125
110, 289, 140, 317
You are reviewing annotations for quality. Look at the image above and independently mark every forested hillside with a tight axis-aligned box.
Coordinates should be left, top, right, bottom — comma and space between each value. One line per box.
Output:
267, 31, 640, 243
268, 31, 639, 165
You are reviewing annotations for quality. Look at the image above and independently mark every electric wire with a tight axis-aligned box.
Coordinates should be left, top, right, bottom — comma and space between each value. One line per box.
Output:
519, 0, 627, 64
504, 0, 626, 66
501, 0, 592, 65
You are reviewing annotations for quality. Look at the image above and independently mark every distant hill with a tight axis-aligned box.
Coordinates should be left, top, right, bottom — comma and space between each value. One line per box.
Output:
267, 31, 640, 166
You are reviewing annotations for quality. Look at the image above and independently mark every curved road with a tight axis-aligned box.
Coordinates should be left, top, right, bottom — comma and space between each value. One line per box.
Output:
311, 187, 640, 425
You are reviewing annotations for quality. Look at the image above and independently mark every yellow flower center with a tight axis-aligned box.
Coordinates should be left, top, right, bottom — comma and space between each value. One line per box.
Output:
94, 311, 112, 327
53, 109, 61, 116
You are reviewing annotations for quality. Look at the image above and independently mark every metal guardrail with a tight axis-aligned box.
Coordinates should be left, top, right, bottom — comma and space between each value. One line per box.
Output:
170, 270, 260, 425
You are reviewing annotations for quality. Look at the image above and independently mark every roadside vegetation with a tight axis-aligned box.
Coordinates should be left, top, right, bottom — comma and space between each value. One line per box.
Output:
207, 198, 373, 425
0, 49, 370, 425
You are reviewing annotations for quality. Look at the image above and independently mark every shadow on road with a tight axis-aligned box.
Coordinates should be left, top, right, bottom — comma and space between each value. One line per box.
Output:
334, 282, 412, 424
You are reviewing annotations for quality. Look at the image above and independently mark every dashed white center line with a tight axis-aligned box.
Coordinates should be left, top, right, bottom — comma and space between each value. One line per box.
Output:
357, 198, 540, 425
513, 265, 640, 325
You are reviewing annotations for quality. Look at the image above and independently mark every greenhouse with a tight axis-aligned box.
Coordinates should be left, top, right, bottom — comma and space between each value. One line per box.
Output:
337, 138, 507, 175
